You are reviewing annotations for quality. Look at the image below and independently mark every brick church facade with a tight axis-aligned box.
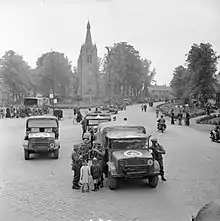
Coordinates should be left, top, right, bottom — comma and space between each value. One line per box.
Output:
77, 21, 99, 100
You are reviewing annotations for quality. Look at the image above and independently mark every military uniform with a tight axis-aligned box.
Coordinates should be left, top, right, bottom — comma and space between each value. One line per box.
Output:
71, 146, 83, 189
91, 141, 105, 187
149, 138, 166, 181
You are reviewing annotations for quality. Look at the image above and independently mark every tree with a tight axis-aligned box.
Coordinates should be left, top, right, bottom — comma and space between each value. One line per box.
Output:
35, 51, 72, 98
186, 43, 219, 103
170, 65, 192, 99
102, 42, 155, 100
0, 50, 32, 103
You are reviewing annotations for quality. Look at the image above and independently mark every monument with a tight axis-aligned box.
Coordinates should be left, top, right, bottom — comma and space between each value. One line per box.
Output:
77, 21, 99, 100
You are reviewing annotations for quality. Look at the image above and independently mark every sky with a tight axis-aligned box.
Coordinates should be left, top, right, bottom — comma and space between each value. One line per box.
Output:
0, 0, 219, 85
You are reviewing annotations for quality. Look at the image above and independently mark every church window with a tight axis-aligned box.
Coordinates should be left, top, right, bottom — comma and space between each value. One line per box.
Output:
87, 54, 92, 63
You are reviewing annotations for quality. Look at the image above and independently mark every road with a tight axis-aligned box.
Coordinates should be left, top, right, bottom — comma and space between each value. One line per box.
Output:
0, 104, 220, 221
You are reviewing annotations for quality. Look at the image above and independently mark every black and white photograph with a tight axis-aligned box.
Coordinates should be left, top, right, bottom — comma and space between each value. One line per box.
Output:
0, 0, 220, 220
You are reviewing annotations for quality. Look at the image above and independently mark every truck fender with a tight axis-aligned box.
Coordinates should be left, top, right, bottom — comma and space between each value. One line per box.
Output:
153, 160, 160, 172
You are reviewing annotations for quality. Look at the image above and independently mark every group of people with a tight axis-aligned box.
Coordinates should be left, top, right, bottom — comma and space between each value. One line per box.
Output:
170, 108, 191, 126
71, 126, 106, 192
155, 106, 191, 126
0, 105, 49, 119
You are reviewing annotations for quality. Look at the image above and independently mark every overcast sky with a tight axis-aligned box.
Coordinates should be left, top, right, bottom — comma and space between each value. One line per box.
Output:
0, 0, 219, 85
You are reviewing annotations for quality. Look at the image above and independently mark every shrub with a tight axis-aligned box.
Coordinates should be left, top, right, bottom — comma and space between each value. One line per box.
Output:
196, 114, 220, 124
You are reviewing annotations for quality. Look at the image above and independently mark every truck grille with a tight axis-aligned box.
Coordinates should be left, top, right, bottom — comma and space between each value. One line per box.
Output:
30, 138, 50, 148
34, 143, 49, 148
126, 158, 147, 165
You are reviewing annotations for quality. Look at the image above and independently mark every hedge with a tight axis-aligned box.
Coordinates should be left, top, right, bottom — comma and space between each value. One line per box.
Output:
196, 114, 220, 125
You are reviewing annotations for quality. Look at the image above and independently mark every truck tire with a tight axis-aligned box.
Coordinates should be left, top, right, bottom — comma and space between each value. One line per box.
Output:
24, 150, 30, 160
148, 176, 158, 188
53, 149, 59, 159
109, 175, 118, 190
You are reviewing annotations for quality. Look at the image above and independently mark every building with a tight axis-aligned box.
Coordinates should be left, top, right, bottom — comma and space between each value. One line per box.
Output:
77, 21, 99, 100
148, 84, 172, 100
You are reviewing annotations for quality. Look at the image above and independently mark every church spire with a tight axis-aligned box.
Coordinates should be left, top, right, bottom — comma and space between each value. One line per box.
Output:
85, 21, 92, 45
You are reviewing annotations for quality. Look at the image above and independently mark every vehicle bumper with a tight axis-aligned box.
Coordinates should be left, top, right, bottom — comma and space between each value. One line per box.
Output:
110, 171, 160, 179
24, 146, 60, 152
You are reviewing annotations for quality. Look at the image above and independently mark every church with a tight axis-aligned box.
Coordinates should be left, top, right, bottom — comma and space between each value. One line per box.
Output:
77, 21, 99, 100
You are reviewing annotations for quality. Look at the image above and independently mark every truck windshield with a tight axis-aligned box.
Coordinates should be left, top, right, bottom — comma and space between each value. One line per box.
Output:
88, 119, 110, 126
28, 119, 57, 128
112, 139, 146, 150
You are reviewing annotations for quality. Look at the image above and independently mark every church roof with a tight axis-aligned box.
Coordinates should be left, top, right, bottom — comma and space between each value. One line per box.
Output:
85, 21, 92, 45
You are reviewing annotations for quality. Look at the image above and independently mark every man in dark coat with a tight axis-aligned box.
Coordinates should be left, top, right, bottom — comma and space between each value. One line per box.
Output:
71, 145, 83, 189
149, 138, 166, 181
170, 109, 175, 125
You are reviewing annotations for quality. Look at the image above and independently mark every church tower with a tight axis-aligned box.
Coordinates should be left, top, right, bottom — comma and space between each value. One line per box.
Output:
77, 21, 99, 100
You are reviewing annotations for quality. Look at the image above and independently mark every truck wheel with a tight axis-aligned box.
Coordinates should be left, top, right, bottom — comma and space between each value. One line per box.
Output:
148, 176, 158, 188
24, 150, 30, 160
53, 149, 59, 159
109, 175, 118, 190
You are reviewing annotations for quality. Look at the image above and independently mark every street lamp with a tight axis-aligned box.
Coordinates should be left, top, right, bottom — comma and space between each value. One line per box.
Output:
105, 46, 111, 105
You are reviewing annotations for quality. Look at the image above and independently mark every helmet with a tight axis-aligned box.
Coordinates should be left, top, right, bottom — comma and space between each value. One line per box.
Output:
151, 138, 158, 142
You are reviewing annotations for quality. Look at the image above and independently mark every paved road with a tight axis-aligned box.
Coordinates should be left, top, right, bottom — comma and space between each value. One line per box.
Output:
0, 104, 220, 221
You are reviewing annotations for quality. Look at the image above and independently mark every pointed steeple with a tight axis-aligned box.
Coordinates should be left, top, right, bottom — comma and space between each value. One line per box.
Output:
85, 21, 92, 45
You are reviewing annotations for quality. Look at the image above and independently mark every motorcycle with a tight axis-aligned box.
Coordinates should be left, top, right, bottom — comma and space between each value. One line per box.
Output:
210, 130, 220, 142
157, 123, 166, 133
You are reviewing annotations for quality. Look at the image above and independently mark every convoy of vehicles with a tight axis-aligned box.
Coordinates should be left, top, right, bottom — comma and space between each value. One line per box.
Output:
23, 116, 60, 160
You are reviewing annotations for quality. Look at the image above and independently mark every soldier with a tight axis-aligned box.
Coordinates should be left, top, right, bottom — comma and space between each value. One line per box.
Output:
91, 141, 105, 188
149, 138, 166, 181
71, 145, 83, 189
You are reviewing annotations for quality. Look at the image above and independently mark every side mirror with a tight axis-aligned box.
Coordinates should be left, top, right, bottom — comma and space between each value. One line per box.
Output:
192, 216, 195, 221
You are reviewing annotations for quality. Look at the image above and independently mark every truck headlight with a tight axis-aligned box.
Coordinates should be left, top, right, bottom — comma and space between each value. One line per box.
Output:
50, 143, 55, 148
23, 141, 28, 147
119, 160, 125, 166
147, 159, 153, 166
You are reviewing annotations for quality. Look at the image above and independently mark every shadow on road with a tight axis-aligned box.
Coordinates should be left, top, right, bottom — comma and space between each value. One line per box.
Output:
28, 153, 57, 160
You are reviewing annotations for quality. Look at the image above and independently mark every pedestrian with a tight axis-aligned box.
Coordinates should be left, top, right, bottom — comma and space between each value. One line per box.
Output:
79, 160, 90, 193
170, 109, 175, 125
81, 117, 87, 137
149, 138, 166, 181
156, 107, 159, 118
90, 157, 102, 191
177, 112, 182, 125
71, 145, 83, 189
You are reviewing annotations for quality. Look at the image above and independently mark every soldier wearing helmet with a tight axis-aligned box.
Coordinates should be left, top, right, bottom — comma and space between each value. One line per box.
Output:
149, 138, 166, 181
71, 144, 83, 189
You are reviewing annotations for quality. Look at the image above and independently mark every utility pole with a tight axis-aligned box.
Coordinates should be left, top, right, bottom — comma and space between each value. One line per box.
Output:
105, 46, 111, 105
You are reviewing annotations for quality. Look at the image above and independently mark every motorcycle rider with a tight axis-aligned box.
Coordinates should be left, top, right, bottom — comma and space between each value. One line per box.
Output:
157, 115, 166, 130
149, 138, 166, 181
211, 125, 220, 140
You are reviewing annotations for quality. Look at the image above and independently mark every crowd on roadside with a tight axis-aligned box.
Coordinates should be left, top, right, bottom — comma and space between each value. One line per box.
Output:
0, 105, 49, 119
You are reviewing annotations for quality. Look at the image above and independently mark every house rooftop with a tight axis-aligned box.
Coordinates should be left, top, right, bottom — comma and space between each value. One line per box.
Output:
148, 85, 172, 91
